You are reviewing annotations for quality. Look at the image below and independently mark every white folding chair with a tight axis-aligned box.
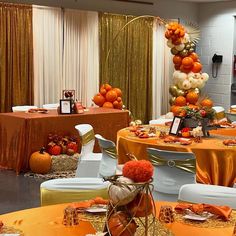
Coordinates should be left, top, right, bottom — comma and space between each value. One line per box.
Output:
12, 105, 38, 112
147, 148, 196, 202
42, 103, 59, 110
178, 184, 236, 209
40, 132, 118, 206
95, 134, 117, 177
149, 118, 173, 125
75, 124, 102, 177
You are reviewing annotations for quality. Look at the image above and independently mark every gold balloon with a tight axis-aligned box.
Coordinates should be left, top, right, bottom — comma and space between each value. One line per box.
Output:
189, 48, 195, 53
185, 44, 191, 50
171, 48, 179, 55
169, 97, 176, 106
169, 85, 178, 96
176, 89, 185, 97
179, 49, 188, 57
190, 43, 195, 48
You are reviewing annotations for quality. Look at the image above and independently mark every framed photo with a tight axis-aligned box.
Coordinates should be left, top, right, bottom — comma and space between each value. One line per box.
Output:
62, 90, 75, 100
60, 99, 72, 114
169, 116, 183, 135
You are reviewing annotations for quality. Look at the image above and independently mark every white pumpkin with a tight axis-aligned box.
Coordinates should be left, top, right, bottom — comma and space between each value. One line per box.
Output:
108, 176, 138, 206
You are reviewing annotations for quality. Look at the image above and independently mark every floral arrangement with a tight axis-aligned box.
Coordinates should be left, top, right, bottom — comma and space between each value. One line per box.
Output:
183, 104, 215, 121
47, 134, 79, 156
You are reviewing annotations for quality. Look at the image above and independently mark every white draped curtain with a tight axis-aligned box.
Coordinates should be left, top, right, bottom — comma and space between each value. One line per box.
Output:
63, 10, 99, 107
33, 6, 63, 107
152, 20, 173, 119
33, 6, 99, 107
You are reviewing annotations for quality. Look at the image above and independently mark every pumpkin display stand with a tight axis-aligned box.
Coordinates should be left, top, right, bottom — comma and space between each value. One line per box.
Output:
104, 175, 157, 236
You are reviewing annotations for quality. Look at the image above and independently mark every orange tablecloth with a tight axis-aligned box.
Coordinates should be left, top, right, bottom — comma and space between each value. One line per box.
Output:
0, 202, 234, 236
0, 107, 129, 173
117, 126, 236, 187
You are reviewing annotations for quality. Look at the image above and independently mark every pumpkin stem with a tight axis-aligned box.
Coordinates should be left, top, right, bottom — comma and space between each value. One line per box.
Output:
126, 153, 138, 161
39, 147, 46, 154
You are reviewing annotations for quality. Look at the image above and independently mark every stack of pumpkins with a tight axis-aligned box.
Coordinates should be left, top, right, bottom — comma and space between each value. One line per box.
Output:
107, 160, 154, 236
165, 22, 213, 116
93, 83, 123, 109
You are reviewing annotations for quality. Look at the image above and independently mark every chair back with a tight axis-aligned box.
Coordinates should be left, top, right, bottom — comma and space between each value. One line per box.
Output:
149, 118, 173, 125
12, 105, 38, 112
147, 148, 196, 195
178, 184, 236, 209
95, 134, 117, 177
212, 106, 225, 120
42, 103, 59, 110
75, 124, 95, 157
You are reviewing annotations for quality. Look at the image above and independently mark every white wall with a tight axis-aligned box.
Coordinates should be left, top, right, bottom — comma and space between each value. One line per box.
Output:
198, 2, 236, 110
5, 0, 199, 22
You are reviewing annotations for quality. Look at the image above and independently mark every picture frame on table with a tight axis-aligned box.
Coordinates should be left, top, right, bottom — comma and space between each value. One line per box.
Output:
60, 99, 72, 114
169, 116, 183, 135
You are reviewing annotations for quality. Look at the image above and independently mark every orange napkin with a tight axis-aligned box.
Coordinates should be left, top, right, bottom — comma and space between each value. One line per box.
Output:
175, 203, 232, 221
68, 197, 109, 210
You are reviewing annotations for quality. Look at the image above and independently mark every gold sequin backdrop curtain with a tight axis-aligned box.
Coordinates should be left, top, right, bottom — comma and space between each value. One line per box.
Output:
99, 13, 153, 123
0, 3, 33, 112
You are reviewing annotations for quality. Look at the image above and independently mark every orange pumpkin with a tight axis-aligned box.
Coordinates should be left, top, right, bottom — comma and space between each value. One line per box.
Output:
117, 97, 122, 102
106, 90, 118, 103
186, 91, 199, 105
93, 93, 106, 107
128, 192, 153, 217
100, 87, 107, 96
29, 148, 51, 174
171, 105, 181, 116
201, 98, 213, 108
103, 101, 114, 108
108, 211, 137, 236
113, 88, 122, 97
174, 96, 187, 106
116, 101, 123, 110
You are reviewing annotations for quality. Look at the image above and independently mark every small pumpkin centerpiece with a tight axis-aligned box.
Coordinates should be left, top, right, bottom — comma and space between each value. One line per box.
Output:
106, 159, 155, 236
29, 147, 51, 174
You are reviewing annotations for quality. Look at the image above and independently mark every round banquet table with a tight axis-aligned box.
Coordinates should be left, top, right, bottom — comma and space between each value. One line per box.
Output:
0, 202, 234, 236
117, 126, 236, 187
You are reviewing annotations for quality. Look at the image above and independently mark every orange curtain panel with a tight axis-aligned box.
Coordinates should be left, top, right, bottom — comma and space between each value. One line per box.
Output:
0, 3, 34, 112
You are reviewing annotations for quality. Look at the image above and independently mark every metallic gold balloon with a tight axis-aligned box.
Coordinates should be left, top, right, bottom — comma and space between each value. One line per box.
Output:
179, 49, 188, 57
185, 44, 191, 50
176, 89, 185, 97
169, 85, 178, 96
190, 43, 195, 48
169, 97, 176, 106
189, 48, 195, 53
171, 48, 179, 55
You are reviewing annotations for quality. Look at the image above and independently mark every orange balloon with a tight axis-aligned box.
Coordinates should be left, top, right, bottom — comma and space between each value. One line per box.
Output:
189, 52, 199, 62
182, 57, 194, 68
102, 102, 114, 108
173, 55, 182, 66
191, 62, 202, 73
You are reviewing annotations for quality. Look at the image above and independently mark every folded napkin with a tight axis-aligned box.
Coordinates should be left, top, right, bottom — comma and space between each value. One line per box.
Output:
69, 197, 108, 209
175, 203, 232, 221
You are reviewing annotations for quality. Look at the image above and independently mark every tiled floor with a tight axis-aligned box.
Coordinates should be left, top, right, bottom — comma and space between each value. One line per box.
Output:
0, 170, 44, 214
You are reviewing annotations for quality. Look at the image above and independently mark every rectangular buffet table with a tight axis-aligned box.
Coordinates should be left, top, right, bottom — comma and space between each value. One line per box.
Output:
0, 107, 129, 173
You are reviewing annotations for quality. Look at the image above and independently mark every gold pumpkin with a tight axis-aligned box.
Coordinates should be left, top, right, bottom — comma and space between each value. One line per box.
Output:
29, 148, 51, 174
108, 176, 138, 206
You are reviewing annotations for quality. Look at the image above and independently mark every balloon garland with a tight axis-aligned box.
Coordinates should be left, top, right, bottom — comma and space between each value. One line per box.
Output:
165, 22, 212, 117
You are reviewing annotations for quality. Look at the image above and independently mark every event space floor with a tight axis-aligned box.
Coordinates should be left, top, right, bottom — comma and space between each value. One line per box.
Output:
0, 170, 43, 214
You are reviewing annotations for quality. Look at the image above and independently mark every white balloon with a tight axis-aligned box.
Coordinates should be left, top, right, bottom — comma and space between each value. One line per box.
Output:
175, 44, 185, 51
198, 81, 206, 89
187, 72, 195, 79
182, 80, 192, 90
167, 39, 174, 48
201, 73, 209, 82
189, 78, 198, 88
177, 81, 184, 90
194, 73, 202, 79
